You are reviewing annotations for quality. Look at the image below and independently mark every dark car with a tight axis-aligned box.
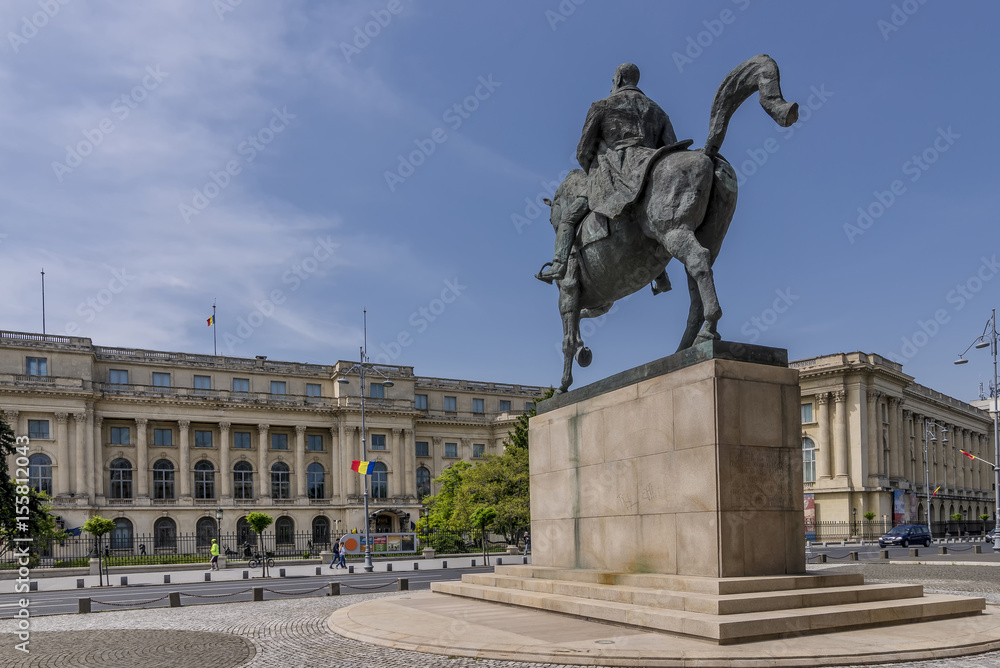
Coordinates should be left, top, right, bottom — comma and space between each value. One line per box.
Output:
878, 524, 932, 548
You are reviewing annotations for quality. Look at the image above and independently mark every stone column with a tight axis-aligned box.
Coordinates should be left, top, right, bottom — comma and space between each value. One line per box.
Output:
902, 410, 913, 485
815, 393, 831, 480
178, 420, 191, 498
956, 429, 966, 491
257, 424, 270, 501
432, 437, 443, 491
461, 437, 472, 462
219, 422, 232, 499
977, 433, 986, 491
2, 409, 18, 434
54, 413, 69, 496
93, 415, 104, 498
866, 390, 880, 482
886, 398, 899, 477
832, 391, 848, 478
943, 423, 955, 491
391, 428, 402, 498
295, 425, 307, 499
73, 413, 87, 497
330, 417, 343, 502
135, 418, 149, 498
402, 428, 413, 497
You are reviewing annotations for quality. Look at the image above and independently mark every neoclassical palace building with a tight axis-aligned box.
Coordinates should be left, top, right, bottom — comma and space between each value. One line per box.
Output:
795, 352, 995, 526
0, 330, 544, 546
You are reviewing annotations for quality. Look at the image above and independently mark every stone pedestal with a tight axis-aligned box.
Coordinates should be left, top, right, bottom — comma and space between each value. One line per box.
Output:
528, 340, 804, 578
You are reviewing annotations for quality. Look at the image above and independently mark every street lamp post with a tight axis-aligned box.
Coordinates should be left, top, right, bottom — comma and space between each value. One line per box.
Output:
955, 308, 999, 551
923, 420, 948, 529
337, 310, 394, 573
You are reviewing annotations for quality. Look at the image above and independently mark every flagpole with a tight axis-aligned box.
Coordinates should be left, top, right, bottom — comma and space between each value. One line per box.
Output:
41, 269, 46, 336
213, 301, 217, 356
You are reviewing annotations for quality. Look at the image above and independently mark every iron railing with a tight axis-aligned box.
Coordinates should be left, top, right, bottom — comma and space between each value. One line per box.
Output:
806, 519, 996, 542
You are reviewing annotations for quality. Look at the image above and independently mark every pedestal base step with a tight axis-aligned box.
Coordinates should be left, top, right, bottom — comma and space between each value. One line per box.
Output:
431, 567, 985, 644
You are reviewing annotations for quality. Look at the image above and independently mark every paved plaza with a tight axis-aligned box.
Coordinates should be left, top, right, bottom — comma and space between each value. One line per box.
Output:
1, 564, 1000, 667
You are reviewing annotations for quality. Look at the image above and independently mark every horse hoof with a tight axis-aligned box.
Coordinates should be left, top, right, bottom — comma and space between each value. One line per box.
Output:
576, 347, 592, 367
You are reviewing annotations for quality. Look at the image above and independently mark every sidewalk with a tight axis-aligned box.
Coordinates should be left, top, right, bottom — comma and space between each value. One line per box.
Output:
19, 553, 531, 592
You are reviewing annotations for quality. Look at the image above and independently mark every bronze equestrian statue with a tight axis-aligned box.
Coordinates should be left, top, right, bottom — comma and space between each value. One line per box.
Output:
536, 55, 798, 393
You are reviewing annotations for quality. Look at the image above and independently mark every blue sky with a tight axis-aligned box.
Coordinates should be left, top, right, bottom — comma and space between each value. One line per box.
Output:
1, 1, 997, 402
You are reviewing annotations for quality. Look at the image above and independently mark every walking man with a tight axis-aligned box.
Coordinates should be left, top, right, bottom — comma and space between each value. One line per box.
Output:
210, 539, 220, 571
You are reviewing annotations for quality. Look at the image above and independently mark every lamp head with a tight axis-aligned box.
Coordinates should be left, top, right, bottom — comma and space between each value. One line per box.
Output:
955, 356, 969, 365
976, 339, 991, 349
383, 380, 394, 388
337, 377, 350, 384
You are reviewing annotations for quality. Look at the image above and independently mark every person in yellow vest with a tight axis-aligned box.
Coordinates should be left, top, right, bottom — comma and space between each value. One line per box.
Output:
210, 538, 220, 571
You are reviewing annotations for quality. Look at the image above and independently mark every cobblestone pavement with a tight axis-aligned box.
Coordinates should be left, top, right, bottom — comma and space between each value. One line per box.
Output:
0, 565, 998, 667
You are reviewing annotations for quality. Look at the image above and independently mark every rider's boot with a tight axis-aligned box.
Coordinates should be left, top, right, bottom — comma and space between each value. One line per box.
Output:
535, 221, 576, 284
651, 271, 671, 295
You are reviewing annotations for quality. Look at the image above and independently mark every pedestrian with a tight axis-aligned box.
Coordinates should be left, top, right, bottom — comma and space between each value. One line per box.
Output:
210, 538, 220, 571
523, 531, 530, 555
330, 540, 340, 569
337, 540, 347, 568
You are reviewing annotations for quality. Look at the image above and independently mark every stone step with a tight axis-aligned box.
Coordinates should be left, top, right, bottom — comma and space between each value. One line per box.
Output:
492, 564, 864, 595
461, 572, 924, 615
430, 581, 985, 644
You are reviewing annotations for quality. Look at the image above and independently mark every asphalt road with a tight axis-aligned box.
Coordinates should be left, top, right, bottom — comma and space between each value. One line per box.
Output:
0, 565, 486, 617
809, 538, 1000, 563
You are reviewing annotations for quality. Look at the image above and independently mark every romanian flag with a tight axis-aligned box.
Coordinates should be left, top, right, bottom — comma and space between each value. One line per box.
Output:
351, 460, 373, 474
961, 450, 976, 461
932, 486, 941, 497
207, 315, 215, 326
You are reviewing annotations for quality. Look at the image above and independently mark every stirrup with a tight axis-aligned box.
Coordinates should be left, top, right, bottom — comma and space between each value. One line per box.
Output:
535, 261, 565, 284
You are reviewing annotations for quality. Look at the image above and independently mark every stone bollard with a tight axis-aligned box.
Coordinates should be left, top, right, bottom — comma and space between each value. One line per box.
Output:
120, 576, 128, 586
442, 561, 448, 569
243, 570, 249, 579
29, 581, 37, 592
507, 545, 520, 555
164, 575, 170, 584
316, 567, 322, 575
169, 592, 181, 608
523, 556, 528, 564
817, 554, 827, 563
497, 558, 503, 565
89, 558, 101, 576
77, 579, 85, 589
849, 552, 858, 562
320, 550, 333, 565
252, 587, 263, 602
398, 578, 409, 591
910, 548, 919, 557
471, 559, 476, 567
328, 582, 340, 596
78, 597, 91, 614
938, 546, 948, 555
205, 573, 212, 581
413, 562, 419, 570
880, 550, 889, 559
348, 565, 354, 574
279, 568, 286, 578
386, 563, 392, 572
422, 547, 435, 559
974, 545, 983, 554
218, 555, 227, 570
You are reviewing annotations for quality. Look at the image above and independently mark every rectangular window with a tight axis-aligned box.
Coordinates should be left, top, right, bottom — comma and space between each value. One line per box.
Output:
270, 381, 286, 395
110, 426, 130, 445
416, 441, 429, 457
370, 383, 385, 399
233, 378, 250, 393
499, 400, 511, 412
109, 369, 128, 385
444, 396, 457, 412
233, 432, 251, 449
801, 403, 814, 424
26, 357, 47, 376
194, 375, 211, 393
307, 434, 323, 451
472, 398, 484, 414
414, 394, 428, 410
153, 429, 173, 446
525, 401, 533, 412
271, 433, 288, 450
152, 372, 171, 387
28, 420, 50, 439
370, 434, 386, 450
194, 430, 213, 447
445, 442, 457, 458
473, 443, 485, 458
306, 383, 322, 397
803, 442, 816, 483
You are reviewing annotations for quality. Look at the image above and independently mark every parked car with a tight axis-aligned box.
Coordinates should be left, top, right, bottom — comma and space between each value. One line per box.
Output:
878, 524, 932, 548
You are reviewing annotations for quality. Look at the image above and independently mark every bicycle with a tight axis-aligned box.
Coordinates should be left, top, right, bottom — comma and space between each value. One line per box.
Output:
247, 551, 275, 569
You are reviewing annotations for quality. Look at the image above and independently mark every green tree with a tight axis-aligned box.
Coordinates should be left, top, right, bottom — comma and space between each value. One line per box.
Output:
470, 506, 497, 565
451, 446, 529, 545
83, 516, 116, 587
417, 461, 471, 553
246, 511, 274, 576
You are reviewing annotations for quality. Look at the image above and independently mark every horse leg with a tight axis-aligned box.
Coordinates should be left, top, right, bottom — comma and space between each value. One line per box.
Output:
557, 267, 583, 393
654, 227, 721, 342
676, 270, 705, 351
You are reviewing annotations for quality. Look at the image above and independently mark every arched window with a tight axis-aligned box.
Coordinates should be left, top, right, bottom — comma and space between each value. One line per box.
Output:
28, 454, 52, 496
307, 462, 325, 499
194, 460, 215, 499
196, 517, 217, 547
233, 462, 253, 500
236, 516, 256, 546
154, 517, 176, 548
111, 517, 133, 550
109, 458, 133, 499
416, 466, 431, 499
152, 459, 175, 500
271, 462, 290, 499
802, 438, 816, 483
312, 516, 330, 546
275, 516, 294, 545
371, 462, 388, 499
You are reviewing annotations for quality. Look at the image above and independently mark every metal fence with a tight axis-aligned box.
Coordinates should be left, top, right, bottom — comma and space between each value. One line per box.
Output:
807, 519, 996, 542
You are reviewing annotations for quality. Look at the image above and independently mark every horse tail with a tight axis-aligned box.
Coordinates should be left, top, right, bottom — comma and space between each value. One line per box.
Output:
704, 54, 798, 156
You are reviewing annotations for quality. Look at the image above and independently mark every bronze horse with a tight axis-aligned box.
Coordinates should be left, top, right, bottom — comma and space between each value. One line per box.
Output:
543, 55, 798, 393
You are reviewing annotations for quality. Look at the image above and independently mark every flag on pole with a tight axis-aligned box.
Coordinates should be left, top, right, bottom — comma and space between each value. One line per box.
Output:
351, 460, 373, 474
931, 486, 941, 497
207, 315, 214, 326
961, 449, 975, 460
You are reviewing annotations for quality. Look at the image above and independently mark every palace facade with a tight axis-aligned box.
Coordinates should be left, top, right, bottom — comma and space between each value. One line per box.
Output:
796, 352, 995, 526
0, 330, 544, 548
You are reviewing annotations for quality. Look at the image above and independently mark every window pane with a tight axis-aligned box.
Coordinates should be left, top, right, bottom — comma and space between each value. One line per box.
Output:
271, 433, 288, 450
370, 383, 385, 399
233, 378, 249, 393
371, 463, 387, 499
473, 443, 485, 458
307, 434, 323, 451
499, 400, 510, 412
110, 427, 130, 445
801, 403, 814, 423
416, 466, 431, 498
109, 369, 128, 384
154, 429, 173, 446
444, 396, 456, 411
415, 441, 429, 457
414, 394, 427, 410
306, 383, 322, 397
445, 443, 457, 458
194, 430, 213, 447
472, 398, 484, 414
152, 373, 171, 387
270, 381, 286, 395
194, 375, 211, 389
233, 432, 251, 449
370, 434, 386, 450
26, 357, 48, 376
28, 420, 50, 439
28, 454, 52, 495
525, 401, 533, 412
